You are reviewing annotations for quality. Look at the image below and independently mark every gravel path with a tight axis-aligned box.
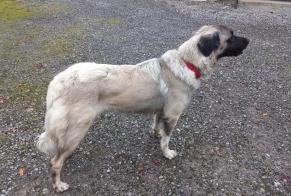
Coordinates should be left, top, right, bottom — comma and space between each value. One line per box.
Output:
0, 0, 290, 195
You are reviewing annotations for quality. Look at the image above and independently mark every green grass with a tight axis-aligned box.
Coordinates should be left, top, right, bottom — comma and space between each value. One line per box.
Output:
0, 0, 33, 23
107, 18, 120, 25
9, 82, 47, 105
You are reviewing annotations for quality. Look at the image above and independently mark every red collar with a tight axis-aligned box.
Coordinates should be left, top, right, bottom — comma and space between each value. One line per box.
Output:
183, 60, 201, 79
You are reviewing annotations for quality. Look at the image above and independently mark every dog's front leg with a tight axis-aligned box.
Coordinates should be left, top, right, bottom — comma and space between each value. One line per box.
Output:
160, 115, 179, 159
158, 92, 189, 159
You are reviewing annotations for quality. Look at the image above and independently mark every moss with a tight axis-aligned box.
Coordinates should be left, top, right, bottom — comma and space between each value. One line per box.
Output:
42, 36, 74, 58
9, 82, 47, 105
66, 22, 84, 37
18, 143, 32, 150
0, 0, 33, 23
36, 192, 44, 196
0, 133, 8, 143
107, 18, 120, 25
85, 17, 120, 26
0, 1, 68, 24
0, 24, 44, 66
31, 2, 68, 17
14, 25, 44, 46
0, 159, 7, 165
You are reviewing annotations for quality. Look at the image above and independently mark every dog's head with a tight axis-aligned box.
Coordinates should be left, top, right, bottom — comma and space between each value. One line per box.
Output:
195, 25, 249, 59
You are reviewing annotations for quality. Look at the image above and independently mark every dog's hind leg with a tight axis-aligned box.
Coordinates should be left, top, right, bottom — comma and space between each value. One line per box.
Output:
50, 105, 98, 192
150, 111, 162, 137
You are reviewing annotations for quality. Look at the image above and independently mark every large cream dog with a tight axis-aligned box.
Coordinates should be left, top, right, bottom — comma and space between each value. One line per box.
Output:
37, 25, 249, 192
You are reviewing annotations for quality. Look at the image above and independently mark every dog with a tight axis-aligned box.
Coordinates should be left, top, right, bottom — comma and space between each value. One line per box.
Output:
37, 25, 249, 192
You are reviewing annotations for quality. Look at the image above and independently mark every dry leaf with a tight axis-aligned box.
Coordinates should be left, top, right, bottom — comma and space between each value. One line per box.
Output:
137, 164, 144, 172
25, 107, 34, 112
0, 96, 10, 104
18, 167, 26, 176
281, 175, 291, 185
8, 127, 17, 132
35, 63, 45, 69
262, 113, 268, 116
152, 159, 161, 165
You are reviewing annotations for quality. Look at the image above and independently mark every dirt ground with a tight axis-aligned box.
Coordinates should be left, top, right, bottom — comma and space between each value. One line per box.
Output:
0, 0, 290, 195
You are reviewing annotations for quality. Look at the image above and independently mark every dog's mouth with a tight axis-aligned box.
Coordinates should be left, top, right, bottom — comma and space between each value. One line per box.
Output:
218, 37, 249, 59
218, 50, 243, 59
231, 50, 243, 56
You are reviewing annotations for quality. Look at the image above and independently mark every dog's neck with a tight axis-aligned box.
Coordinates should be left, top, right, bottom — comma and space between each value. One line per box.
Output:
161, 50, 201, 89
182, 59, 201, 79
178, 37, 217, 78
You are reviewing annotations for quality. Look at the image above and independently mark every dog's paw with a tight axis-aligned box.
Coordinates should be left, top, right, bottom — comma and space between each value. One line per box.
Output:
163, 149, 177, 159
53, 181, 70, 192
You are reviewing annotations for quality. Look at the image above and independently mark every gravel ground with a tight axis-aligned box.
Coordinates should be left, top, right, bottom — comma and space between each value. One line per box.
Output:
0, 0, 290, 195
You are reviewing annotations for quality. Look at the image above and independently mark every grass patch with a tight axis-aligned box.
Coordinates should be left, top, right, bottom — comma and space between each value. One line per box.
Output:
0, 1, 68, 25
0, 133, 8, 143
42, 36, 74, 58
0, 158, 7, 165
9, 82, 47, 105
85, 17, 121, 26
0, 0, 33, 23
32, 2, 68, 17
18, 143, 33, 150
107, 18, 120, 25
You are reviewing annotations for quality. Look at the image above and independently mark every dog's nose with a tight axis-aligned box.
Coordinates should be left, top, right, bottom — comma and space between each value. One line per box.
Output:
244, 38, 250, 45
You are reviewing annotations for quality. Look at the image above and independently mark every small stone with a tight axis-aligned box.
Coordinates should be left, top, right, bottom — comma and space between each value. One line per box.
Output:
274, 181, 281, 187
42, 188, 48, 194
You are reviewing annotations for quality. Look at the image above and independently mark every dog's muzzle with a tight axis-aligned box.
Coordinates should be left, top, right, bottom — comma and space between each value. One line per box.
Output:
218, 36, 249, 58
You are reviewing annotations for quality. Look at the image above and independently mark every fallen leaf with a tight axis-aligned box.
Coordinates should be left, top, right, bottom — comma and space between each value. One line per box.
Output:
8, 127, 17, 132
281, 175, 291, 185
0, 96, 10, 104
152, 159, 161, 166
216, 147, 224, 156
35, 63, 45, 69
137, 164, 144, 172
25, 107, 34, 112
262, 113, 268, 116
18, 167, 26, 176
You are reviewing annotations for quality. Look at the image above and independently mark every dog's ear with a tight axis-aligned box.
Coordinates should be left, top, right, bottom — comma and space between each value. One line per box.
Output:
197, 32, 220, 57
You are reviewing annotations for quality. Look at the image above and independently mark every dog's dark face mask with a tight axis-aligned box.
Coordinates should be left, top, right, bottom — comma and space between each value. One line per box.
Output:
197, 32, 220, 57
218, 34, 249, 59
197, 26, 249, 59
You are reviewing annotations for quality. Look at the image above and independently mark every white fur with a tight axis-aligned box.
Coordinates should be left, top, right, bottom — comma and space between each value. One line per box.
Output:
159, 79, 168, 96
35, 25, 233, 192
161, 50, 201, 89
136, 58, 161, 81
36, 26, 219, 160
36, 132, 57, 155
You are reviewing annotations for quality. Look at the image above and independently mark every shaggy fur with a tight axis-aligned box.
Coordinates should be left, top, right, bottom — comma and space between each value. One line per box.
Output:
37, 25, 249, 192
